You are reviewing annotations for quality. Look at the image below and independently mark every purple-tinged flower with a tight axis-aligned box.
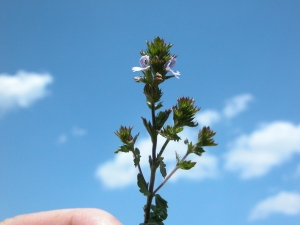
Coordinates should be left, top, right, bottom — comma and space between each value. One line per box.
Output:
132, 55, 150, 72
165, 57, 180, 78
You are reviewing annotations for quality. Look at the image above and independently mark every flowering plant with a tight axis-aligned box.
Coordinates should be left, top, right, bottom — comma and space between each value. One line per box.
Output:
115, 37, 217, 224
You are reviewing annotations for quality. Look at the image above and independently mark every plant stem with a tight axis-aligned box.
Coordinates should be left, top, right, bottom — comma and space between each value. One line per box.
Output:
153, 151, 190, 194
132, 150, 144, 178
153, 165, 179, 195
143, 101, 158, 223
157, 139, 170, 158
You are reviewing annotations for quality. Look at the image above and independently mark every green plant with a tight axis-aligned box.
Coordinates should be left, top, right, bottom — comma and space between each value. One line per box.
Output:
115, 37, 217, 224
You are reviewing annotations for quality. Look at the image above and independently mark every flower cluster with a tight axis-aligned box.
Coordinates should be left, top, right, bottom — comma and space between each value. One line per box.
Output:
132, 37, 181, 82
132, 55, 180, 79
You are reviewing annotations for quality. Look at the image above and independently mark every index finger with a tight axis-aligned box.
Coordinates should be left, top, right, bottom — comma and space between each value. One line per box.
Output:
0, 208, 122, 225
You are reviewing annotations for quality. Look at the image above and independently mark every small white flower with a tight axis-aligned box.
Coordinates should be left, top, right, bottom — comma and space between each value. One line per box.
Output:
132, 55, 150, 72
165, 57, 180, 78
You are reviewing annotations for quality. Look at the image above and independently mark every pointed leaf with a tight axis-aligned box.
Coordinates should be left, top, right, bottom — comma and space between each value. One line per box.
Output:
133, 148, 141, 167
159, 158, 167, 178
155, 102, 163, 110
178, 160, 196, 170
137, 173, 150, 196
156, 109, 172, 130
155, 194, 168, 220
175, 151, 181, 164
114, 145, 131, 154
141, 117, 153, 137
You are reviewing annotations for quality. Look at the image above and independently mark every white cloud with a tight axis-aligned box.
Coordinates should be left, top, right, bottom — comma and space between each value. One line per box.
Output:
196, 110, 221, 127
170, 154, 218, 182
71, 127, 87, 136
58, 134, 68, 144
95, 153, 137, 189
222, 94, 253, 119
248, 191, 300, 221
294, 164, 300, 178
224, 121, 300, 179
95, 129, 218, 189
194, 93, 253, 128
58, 126, 87, 144
0, 70, 53, 114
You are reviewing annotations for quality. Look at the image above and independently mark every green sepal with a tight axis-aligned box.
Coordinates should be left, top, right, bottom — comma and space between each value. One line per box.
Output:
144, 84, 163, 105
194, 146, 205, 157
134, 148, 141, 167
137, 173, 150, 196
178, 160, 196, 170
173, 97, 200, 127
198, 126, 218, 146
115, 126, 134, 144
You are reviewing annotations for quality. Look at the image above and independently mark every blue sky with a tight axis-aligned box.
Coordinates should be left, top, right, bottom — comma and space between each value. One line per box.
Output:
1, 1, 300, 224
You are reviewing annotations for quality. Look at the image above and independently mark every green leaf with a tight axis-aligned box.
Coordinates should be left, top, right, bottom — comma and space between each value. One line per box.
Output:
141, 117, 153, 137
137, 173, 150, 196
175, 151, 181, 164
155, 194, 168, 220
158, 125, 182, 141
114, 144, 131, 154
155, 102, 163, 110
130, 132, 140, 145
178, 160, 196, 170
158, 157, 167, 178
155, 109, 172, 130
133, 148, 141, 167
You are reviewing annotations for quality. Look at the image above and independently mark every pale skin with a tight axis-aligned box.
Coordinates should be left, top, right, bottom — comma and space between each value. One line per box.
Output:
0, 208, 122, 225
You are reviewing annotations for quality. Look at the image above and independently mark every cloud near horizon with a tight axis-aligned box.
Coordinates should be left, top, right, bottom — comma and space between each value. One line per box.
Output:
248, 191, 300, 221
224, 121, 300, 179
0, 70, 53, 115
